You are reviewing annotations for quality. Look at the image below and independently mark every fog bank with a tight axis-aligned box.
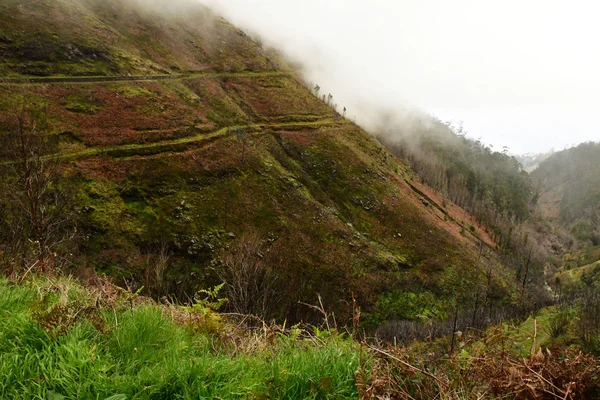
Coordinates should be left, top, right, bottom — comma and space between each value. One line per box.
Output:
205, 0, 600, 154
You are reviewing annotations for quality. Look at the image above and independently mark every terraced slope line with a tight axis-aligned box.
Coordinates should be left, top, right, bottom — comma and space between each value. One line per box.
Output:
0, 118, 346, 165
0, 70, 292, 85
61, 118, 345, 160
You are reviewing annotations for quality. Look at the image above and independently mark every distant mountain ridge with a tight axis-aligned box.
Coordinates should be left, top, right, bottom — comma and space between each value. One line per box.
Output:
533, 141, 600, 247
515, 151, 554, 172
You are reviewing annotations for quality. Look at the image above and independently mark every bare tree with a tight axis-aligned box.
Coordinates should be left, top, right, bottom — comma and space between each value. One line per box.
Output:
0, 102, 77, 272
216, 231, 280, 319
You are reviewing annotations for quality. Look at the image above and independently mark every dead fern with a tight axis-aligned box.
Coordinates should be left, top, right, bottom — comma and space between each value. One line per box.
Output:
473, 346, 600, 399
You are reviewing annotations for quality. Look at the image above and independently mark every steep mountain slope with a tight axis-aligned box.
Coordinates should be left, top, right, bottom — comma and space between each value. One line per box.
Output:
533, 142, 600, 274
533, 142, 600, 242
374, 115, 551, 275
0, 0, 518, 325
376, 116, 533, 226
0, 0, 279, 77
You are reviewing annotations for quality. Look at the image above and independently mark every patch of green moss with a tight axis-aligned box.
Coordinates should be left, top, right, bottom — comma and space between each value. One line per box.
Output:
109, 84, 155, 99
64, 94, 102, 114
205, 95, 249, 126
363, 290, 448, 328
77, 179, 138, 247
125, 200, 156, 222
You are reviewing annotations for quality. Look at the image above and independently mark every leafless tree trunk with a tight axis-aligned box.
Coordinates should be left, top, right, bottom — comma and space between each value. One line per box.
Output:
449, 305, 459, 354
0, 102, 77, 272
519, 245, 533, 308
216, 231, 280, 320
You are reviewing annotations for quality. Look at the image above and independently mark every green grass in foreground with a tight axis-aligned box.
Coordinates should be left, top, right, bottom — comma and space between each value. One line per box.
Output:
0, 277, 361, 399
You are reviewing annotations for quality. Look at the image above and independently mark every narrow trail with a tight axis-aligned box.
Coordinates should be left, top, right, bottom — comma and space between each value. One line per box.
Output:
66, 118, 345, 160
0, 70, 292, 85
0, 119, 348, 165
0, 69, 346, 163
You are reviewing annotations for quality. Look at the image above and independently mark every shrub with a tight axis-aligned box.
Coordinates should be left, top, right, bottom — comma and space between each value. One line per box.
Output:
546, 310, 572, 339
578, 291, 600, 354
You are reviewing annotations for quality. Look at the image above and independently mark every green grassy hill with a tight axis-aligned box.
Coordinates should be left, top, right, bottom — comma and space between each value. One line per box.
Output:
0, 0, 518, 325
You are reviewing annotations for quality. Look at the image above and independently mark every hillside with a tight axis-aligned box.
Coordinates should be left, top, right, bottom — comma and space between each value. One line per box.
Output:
3, 1, 600, 398
529, 142, 600, 290
533, 142, 600, 247
0, 0, 526, 329
373, 115, 553, 273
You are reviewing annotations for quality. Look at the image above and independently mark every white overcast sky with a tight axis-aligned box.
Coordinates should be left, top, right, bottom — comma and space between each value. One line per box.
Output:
205, 0, 600, 154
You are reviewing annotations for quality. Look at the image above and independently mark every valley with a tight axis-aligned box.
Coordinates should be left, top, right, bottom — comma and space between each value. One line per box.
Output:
0, 0, 598, 398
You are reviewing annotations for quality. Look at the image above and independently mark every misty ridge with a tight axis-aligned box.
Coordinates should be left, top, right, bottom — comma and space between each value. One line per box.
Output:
95, 0, 212, 19
179, 1, 521, 160
206, 2, 523, 158
91, 0, 223, 47
46, 0, 284, 74
77, 0, 542, 229
69, 0, 544, 162
208, 0, 600, 155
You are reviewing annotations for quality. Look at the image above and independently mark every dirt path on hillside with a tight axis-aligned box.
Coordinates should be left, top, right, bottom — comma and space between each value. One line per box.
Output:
0, 70, 292, 85
0, 119, 349, 165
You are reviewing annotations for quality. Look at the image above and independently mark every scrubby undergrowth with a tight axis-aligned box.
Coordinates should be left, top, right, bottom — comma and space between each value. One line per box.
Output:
0, 274, 599, 400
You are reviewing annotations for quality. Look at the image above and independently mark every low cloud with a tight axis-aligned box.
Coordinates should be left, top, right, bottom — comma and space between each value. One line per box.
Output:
204, 0, 600, 154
